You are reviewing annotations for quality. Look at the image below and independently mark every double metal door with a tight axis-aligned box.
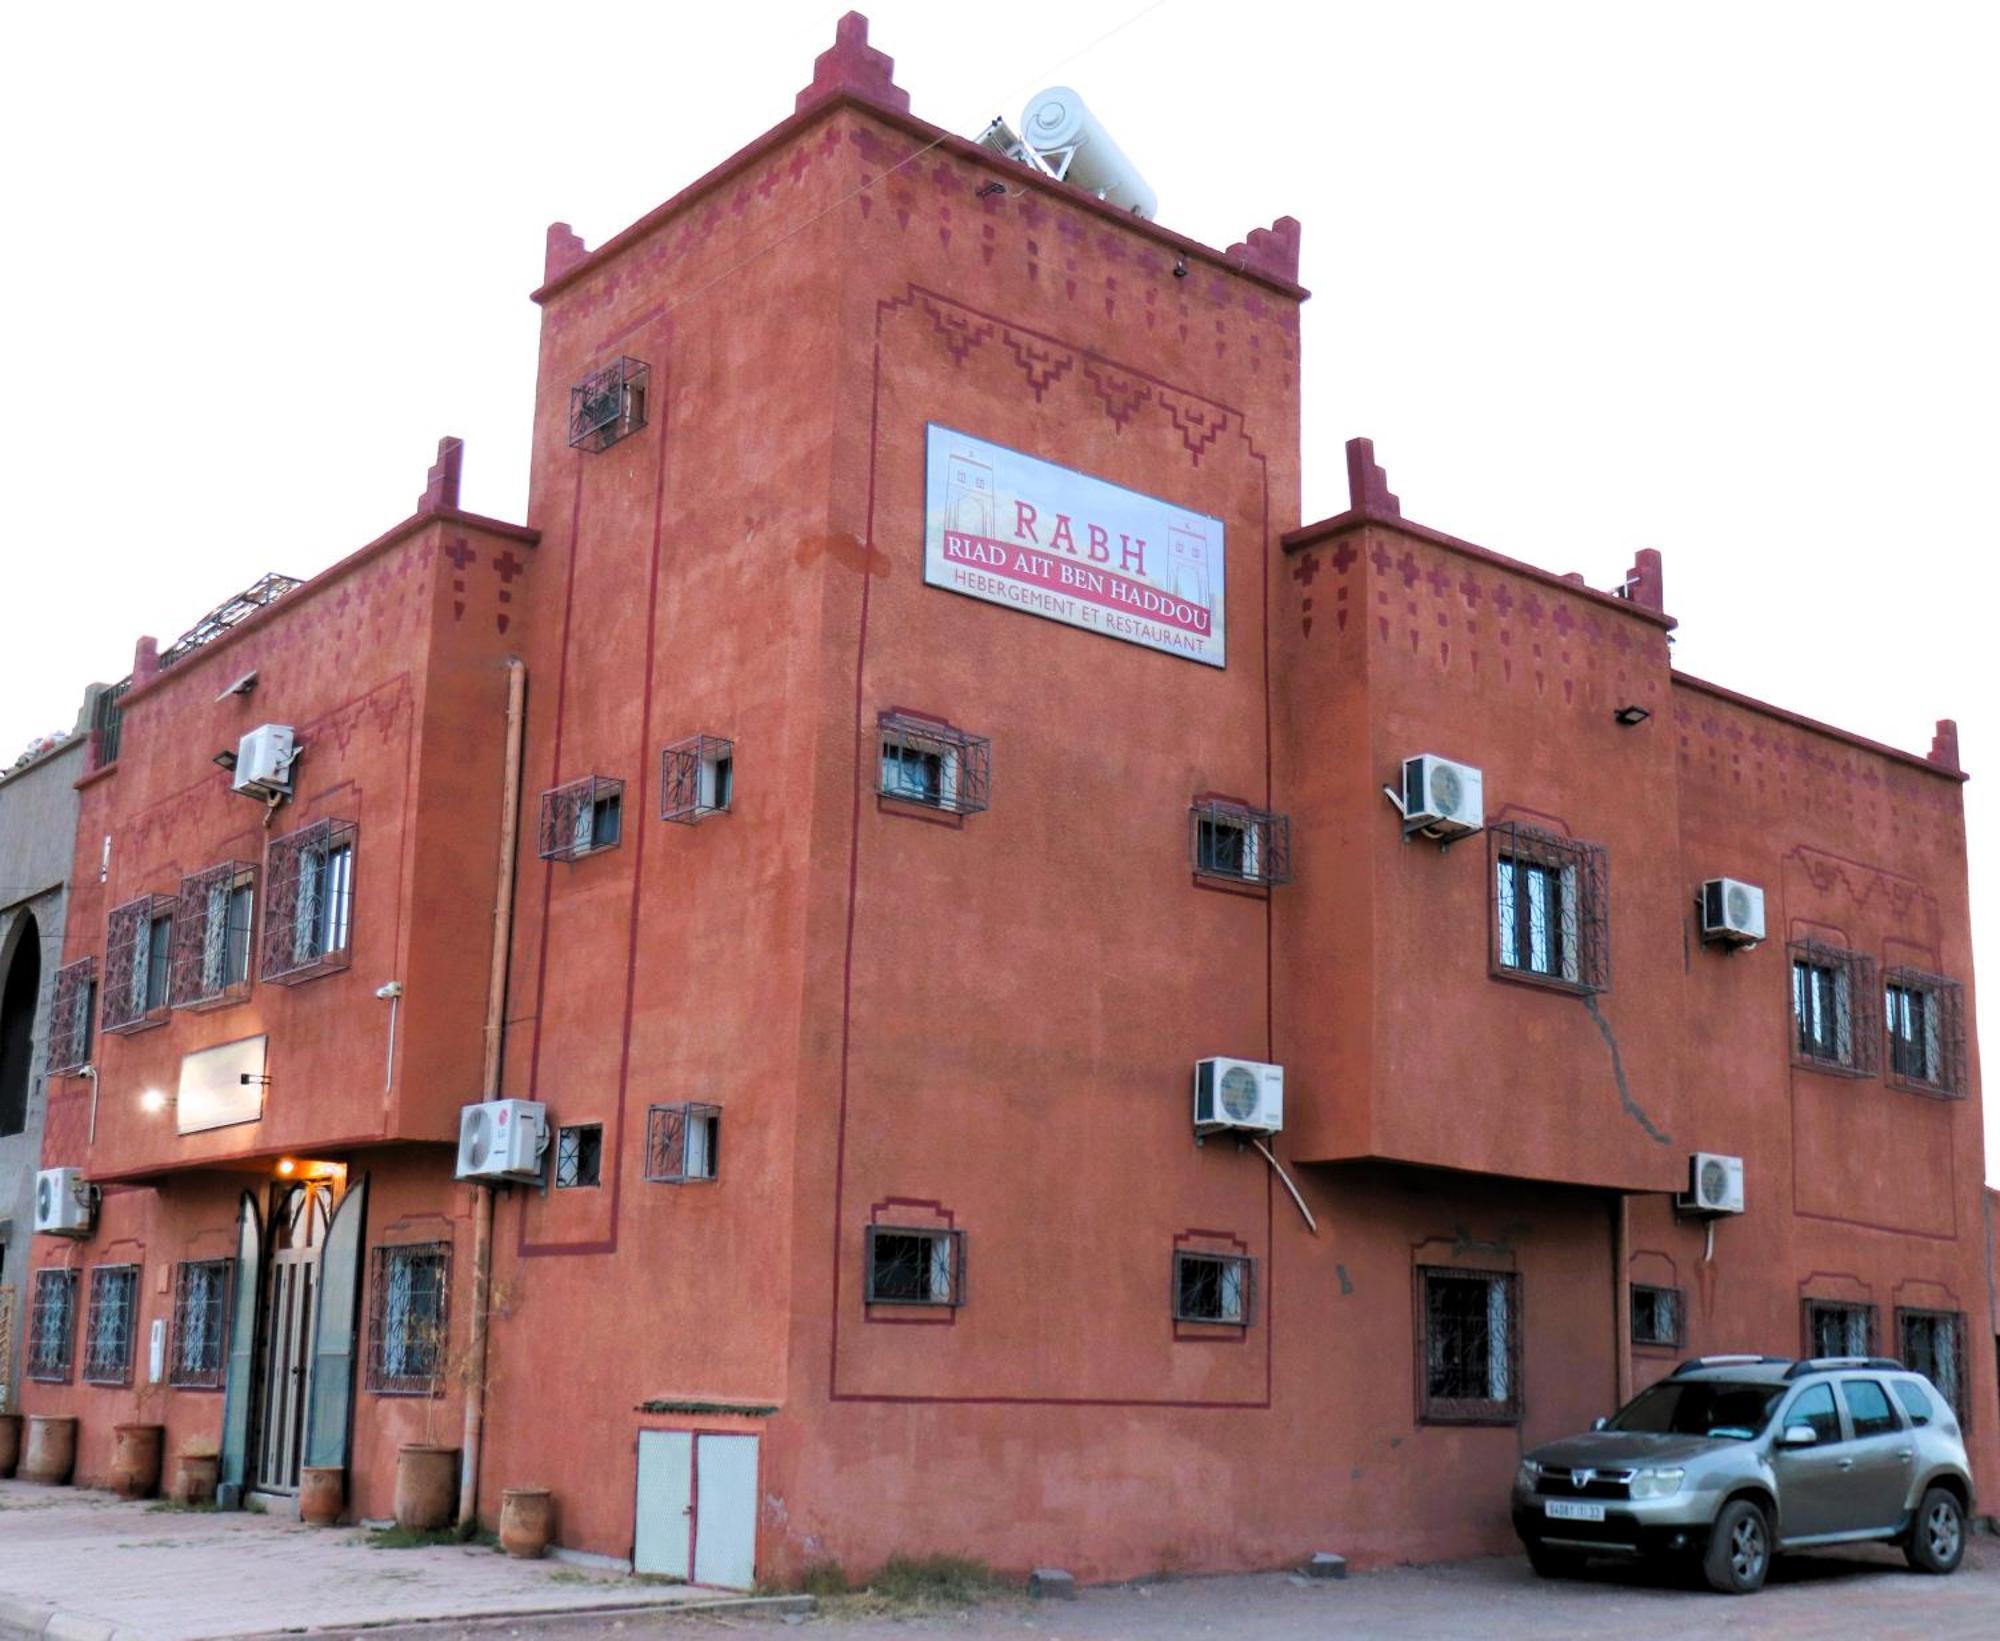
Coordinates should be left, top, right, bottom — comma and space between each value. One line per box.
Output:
635, 1430, 759, 1588
253, 1182, 331, 1494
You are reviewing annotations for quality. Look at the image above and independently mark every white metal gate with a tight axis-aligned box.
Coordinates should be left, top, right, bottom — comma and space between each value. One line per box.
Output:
634, 1430, 759, 1588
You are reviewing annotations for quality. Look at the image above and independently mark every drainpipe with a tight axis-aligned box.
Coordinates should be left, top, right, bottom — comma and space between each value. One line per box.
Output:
1612, 1193, 1632, 1407
460, 657, 526, 1531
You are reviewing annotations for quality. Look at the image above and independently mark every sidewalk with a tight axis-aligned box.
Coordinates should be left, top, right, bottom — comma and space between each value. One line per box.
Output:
0, 1481, 782, 1641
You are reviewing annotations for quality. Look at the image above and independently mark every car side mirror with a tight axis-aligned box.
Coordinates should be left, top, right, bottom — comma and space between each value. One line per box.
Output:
1591, 1417, 1609, 1432
1776, 1423, 1819, 1449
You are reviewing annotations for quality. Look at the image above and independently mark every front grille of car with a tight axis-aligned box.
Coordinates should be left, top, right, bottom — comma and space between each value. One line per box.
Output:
1536, 1467, 1635, 1501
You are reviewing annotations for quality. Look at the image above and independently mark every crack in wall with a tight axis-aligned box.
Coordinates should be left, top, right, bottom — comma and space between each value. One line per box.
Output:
1580, 991, 1671, 1145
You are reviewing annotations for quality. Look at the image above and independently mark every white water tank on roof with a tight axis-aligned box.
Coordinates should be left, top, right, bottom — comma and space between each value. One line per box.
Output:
1020, 86, 1158, 219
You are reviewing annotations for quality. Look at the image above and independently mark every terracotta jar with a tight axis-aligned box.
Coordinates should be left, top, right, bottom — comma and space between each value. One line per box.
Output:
111, 1424, 165, 1499
394, 1444, 459, 1531
21, 1414, 78, 1485
499, 1487, 554, 1559
0, 1413, 21, 1478
299, 1465, 345, 1527
171, 1449, 220, 1507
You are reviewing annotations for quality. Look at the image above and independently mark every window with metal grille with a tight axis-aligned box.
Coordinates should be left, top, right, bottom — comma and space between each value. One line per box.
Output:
877, 712, 990, 816
1789, 941, 1876, 1074
367, 1242, 450, 1395
568, 356, 649, 452
261, 819, 357, 983
89, 678, 129, 770
1419, 1267, 1521, 1423
554, 1124, 603, 1189
1188, 800, 1291, 887
102, 895, 176, 1033
645, 1102, 720, 1182
27, 1267, 77, 1382
1488, 824, 1608, 992
82, 1264, 139, 1385
1804, 1298, 1876, 1358
1173, 1251, 1253, 1325
170, 862, 256, 1009
661, 735, 734, 824
1883, 970, 1966, 1097
1630, 1284, 1682, 1348
169, 1259, 232, 1389
865, 1226, 963, 1307
45, 958, 96, 1074
538, 776, 623, 862
1897, 1308, 1966, 1420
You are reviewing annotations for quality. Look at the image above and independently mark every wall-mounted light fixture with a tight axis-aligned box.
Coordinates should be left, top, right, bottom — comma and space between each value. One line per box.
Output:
139, 1088, 169, 1114
1613, 705, 1652, 727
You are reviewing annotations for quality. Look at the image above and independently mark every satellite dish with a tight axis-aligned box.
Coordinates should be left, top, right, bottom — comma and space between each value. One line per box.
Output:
1020, 87, 1158, 219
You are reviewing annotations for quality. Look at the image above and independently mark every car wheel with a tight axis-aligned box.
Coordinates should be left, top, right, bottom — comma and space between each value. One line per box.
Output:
1526, 1542, 1582, 1578
1905, 1487, 1965, 1575
1702, 1499, 1770, 1595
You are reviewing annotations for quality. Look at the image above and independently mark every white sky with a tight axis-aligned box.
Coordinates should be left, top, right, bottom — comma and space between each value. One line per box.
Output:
3, 2, 1994, 1170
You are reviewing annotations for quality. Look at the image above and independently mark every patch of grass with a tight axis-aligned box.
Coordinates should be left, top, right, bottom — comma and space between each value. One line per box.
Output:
366, 1524, 463, 1550
631, 1572, 687, 1586
866, 1555, 1003, 1606
146, 1499, 220, 1514
243, 1497, 268, 1515
797, 1559, 852, 1597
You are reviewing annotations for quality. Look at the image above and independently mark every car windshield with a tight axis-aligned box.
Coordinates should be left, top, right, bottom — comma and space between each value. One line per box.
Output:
1607, 1380, 1784, 1441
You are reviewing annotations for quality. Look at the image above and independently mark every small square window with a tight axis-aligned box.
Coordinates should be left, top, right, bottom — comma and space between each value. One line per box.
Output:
1419, 1266, 1520, 1424
1897, 1308, 1965, 1419
1189, 799, 1291, 887
877, 712, 989, 816
1630, 1284, 1682, 1348
865, 1226, 963, 1307
539, 776, 624, 863
1883, 969, 1965, 1096
1804, 1298, 1876, 1358
1174, 1251, 1253, 1325
661, 735, 734, 824
555, 1124, 603, 1189
645, 1102, 720, 1182
1490, 825, 1607, 992
1789, 942, 1877, 1075
568, 356, 650, 453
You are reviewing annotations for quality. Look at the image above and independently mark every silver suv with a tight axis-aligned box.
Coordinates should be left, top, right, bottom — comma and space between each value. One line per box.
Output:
1511, 1355, 1974, 1594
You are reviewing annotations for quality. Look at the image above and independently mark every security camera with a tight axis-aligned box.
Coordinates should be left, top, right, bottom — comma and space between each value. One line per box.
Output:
376, 981, 403, 1000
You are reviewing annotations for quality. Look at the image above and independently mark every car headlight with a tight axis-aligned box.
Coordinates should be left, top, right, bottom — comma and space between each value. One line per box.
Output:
1515, 1459, 1543, 1491
1628, 1467, 1685, 1500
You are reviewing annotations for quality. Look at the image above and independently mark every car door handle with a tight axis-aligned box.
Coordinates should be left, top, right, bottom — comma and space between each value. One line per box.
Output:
1896, 1450, 1914, 1462
1837, 1458, 1855, 1470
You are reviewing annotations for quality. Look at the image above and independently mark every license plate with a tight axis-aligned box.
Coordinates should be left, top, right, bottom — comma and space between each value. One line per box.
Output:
1545, 1500, 1607, 1523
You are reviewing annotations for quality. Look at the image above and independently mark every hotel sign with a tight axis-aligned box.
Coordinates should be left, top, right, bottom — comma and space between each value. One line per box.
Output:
923, 425, 1226, 667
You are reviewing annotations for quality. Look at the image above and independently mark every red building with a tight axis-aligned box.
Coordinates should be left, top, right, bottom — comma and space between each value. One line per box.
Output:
22, 13, 1988, 1588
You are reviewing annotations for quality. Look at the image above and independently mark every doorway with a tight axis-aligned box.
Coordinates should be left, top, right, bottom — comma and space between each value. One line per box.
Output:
251, 1180, 334, 1494
634, 1430, 759, 1588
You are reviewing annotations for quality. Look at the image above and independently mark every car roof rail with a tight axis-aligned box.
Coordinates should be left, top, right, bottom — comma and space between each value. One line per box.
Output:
1670, 1353, 1792, 1377
1782, 1356, 1906, 1379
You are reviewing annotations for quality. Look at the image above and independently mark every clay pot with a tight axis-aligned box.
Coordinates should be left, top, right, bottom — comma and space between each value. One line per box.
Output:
299, 1465, 345, 1527
171, 1450, 220, 1507
499, 1487, 554, 1559
111, 1423, 165, 1499
21, 1414, 78, 1485
394, 1444, 459, 1532
0, 1413, 21, 1477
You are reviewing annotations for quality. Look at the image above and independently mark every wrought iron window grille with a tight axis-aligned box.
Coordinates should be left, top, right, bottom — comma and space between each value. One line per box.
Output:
82, 1264, 139, 1386
1173, 1251, 1254, 1325
170, 862, 256, 1010
538, 776, 623, 862
261, 819, 357, 984
27, 1267, 77, 1383
1896, 1308, 1967, 1420
1488, 823, 1610, 994
877, 712, 990, 816
568, 356, 650, 453
1883, 968, 1966, 1098
645, 1102, 721, 1183
865, 1226, 964, 1307
554, 1123, 603, 1189
367, 1242, 451, 1396
1188, 799, 1291, 887
1630, 1283, 1683, 1348
661, 735, 734, 824
1418, 1266, 1522, 1424
1803, 1298, 1876, 1358
1788, 940, 1878, 1076
45, 958, 96, 1074
169, 1259, 232, 1389
89, 678, 130, 770
102, 894, 177, 1034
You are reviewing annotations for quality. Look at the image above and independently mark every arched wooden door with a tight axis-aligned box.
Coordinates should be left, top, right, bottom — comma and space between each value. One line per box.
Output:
252, 1180, 334, 1494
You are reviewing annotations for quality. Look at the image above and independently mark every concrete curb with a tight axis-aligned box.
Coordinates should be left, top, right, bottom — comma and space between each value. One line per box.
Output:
0, 1594, 146, 1641
226, 1594, 817, 1638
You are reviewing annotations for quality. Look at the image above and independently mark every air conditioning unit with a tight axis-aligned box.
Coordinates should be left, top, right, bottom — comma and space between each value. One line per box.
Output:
1677, 1152, 1745, 1216
1401, 754, 1484, 838
1700, 878, 1766, 946
34, 1167, 94, 1237
454, 1099, 549, 1183
1193, 1058, 1284, 1136
232, 724, 297, 800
